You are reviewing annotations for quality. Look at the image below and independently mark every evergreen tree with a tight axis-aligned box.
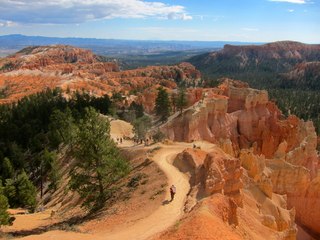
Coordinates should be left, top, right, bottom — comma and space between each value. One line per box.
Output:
129, 102, 144, 118
48, 157, 60, 191
38, 149, 59, 197
1, 158, 14, 181
133, 116, 152, 140
176, 86, 188, 114
49, 108, 76, 146
155, 87, 171, 122
69, 107, 129, 211
9, 143, 26, 170
0, 181, 10, 226
4, 171, 37, 212
14, 171, 37, 212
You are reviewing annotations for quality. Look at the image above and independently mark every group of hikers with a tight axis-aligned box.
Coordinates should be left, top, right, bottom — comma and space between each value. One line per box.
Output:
133, 138, 150, 145
115, 136, 151, 146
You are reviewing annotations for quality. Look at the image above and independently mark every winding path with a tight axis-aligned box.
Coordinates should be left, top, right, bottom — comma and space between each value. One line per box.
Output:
19, 141, 215, 240
99, 143, 191, 240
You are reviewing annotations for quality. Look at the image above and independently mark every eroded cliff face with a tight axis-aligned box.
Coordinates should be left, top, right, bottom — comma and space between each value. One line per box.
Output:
162, 79, 320, 236
165, 145, 297, 240
0, 46, 201, 105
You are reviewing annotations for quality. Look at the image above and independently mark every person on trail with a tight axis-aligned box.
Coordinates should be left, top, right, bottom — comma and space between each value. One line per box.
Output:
170, 184, 176, 201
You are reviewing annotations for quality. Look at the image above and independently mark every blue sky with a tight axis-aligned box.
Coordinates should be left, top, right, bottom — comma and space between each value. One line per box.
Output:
0, 0, 319, 43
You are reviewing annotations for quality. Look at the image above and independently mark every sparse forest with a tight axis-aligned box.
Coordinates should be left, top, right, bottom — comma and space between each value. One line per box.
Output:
0, 88, 129, 223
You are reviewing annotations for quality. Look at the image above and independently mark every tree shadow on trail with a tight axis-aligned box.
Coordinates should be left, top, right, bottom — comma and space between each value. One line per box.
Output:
7, 210, 106, 237
131, 158, 153, 171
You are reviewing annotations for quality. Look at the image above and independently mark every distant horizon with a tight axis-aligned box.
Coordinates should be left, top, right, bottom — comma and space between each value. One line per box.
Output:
0, 1, 319, 44
1, 33, 264, 44
2, 33, 319, 45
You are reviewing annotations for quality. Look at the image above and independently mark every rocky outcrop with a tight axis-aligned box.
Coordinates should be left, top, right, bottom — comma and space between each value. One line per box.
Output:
163, 79, 320, 235
162, 80, 288, 157
202, 149, 243, 206
173, 147, 243, 212
268, 152, 320, 235
162, 93, 238, 144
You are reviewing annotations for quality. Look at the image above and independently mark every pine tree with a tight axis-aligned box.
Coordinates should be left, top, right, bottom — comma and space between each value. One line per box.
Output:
14, 171, 37, 212
49, 107, 76, 146
133, 116, 152, 140
69, 107, 129, 211
176, 86, 188, 114
155, 87, 171, 122
1, 157, 14, 181
155, 87, 170, 120
4, 171, 37, 212
38, 149, 59, 198
0, 181, 10, 226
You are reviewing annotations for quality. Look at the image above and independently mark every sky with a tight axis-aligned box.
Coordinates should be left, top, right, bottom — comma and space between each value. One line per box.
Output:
0, 0, 319, 43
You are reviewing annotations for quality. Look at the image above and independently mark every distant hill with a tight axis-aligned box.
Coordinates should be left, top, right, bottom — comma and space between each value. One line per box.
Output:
188, 41, 320, 89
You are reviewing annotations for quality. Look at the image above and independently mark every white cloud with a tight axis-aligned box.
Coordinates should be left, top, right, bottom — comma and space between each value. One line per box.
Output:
181, 14, 193, 21
269, 0, 306, 4
167, 12, 192, 20
0, 20, 17, 27
0, 0, 192, 24
287, 9, 295, 12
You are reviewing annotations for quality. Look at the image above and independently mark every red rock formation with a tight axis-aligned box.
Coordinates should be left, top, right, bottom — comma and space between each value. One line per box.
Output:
162, 79, 320, 235
0, 45, 201, 105
2, 45, 98, 70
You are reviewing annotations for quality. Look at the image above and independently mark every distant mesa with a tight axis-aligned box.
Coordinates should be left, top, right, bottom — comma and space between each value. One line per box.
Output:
189, 40, 320, 77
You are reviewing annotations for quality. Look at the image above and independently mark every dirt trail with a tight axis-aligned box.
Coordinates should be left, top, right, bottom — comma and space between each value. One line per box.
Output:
97, 143, 191, 240
17, 141, 214, 240
99, 141, 215, 240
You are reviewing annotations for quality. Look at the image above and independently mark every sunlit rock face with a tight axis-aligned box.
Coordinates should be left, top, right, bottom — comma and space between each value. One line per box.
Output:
163, 79, 320, 235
